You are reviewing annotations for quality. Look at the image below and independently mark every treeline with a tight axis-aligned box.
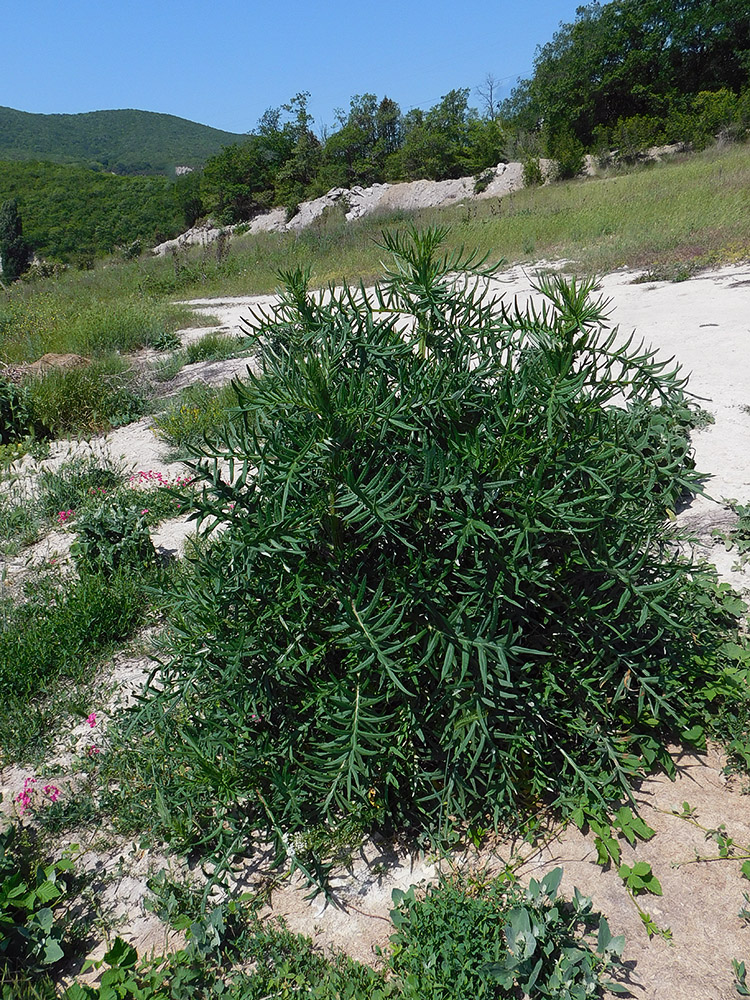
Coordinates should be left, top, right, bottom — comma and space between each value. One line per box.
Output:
505, 0, 750, 169
188, 89, 507, 225
0, 161, 183, 265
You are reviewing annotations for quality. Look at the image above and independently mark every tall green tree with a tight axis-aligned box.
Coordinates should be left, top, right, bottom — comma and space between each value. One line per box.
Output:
0, 199, 32, 281
504, 0, 750, 147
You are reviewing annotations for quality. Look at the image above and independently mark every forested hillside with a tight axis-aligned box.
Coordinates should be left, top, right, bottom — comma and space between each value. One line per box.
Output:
0, 161, 182, 263
0, 106, 244, 175
1, 0, 748, 269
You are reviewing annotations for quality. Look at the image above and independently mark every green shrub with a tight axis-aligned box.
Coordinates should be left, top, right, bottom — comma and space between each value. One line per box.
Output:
0, 379, 34, 445
114, 227, 744, 869
549, 130, 585, 179
522, 157, 544, 187
26, 357, 146, 437
71, 500, 156, 579
389, 868, 624, 998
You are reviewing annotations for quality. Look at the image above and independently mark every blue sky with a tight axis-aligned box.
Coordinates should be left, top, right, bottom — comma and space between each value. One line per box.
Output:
6, 1, 583, 134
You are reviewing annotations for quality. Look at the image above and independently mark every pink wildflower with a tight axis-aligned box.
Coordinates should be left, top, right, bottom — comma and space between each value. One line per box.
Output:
16, 777, 37, 816
57, 509, 74, 525
88, 745, 101, 757
86, 712, 97, 728
43, 784, 61, 803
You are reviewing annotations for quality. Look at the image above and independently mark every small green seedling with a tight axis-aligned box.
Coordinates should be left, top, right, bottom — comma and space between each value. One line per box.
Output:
618, 861, 663, 896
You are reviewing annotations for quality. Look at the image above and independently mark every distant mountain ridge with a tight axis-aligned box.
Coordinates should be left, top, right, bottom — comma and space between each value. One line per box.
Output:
0, 106, 244, 175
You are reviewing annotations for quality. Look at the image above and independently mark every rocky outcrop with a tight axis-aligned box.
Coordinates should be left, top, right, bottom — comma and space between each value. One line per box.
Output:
152, 159, 556, 255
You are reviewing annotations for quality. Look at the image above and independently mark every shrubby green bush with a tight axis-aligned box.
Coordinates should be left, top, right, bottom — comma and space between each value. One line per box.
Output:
117, 226, 745, 871
522, 156, 544, 187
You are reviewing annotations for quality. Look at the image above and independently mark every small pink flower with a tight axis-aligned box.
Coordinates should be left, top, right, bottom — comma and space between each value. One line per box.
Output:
141, 508, 149, 515
43, 784, 60, 803
86, 712, 97, 728
16, 777, 37, 815
88, 745, 101, 757
57, 509, 74, 525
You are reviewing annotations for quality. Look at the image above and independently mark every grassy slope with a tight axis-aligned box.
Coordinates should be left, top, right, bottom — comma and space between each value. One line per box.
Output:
118, 142, 749, 300
1, 142, 747, 367
0, 106, 243, 174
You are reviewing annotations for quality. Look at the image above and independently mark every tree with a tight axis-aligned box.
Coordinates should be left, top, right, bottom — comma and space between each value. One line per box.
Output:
0, 199, 32, 280
274, 92, 322, 210
503, 0, 750, 148
476, 72, 502, 119
172, 171, 205, 228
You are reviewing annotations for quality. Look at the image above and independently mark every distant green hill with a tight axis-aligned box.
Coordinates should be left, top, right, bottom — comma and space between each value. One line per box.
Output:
0, 106, 244, 175
0, 160, 183, 262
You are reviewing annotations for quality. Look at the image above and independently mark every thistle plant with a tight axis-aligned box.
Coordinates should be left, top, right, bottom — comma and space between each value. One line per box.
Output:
123, 226, 744, 869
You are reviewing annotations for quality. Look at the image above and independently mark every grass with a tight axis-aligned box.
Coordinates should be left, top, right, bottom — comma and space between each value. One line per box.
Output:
0, 567, 153, 759
0, 143, 745, 372
25, 357, 148, 437
151, 331, 249, 382
0, 260, 212, 365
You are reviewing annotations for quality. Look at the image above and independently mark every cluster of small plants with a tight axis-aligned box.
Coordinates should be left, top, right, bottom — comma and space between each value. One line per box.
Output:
0, 457, 193, 557
0, 359, 145, 445
0, 456, 187, 757
151, 382, 239, 454
1, 834, 627, 1000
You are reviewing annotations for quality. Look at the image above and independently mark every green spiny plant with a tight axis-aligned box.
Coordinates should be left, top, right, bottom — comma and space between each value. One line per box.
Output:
114, 225, 745, 878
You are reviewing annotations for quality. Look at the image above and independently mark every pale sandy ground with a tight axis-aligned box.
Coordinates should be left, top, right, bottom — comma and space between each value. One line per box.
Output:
3, 261, 750, 997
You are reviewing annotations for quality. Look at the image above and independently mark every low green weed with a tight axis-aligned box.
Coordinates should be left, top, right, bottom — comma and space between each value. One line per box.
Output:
0, 823, 74, 975
152, 383, 238, 454
71, 500, 156, 578
0, 379, 35, 445
717, 501, 750, 566
36, 457, 124, 519
0, 488, 42, 551
389, 868, 625, 998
